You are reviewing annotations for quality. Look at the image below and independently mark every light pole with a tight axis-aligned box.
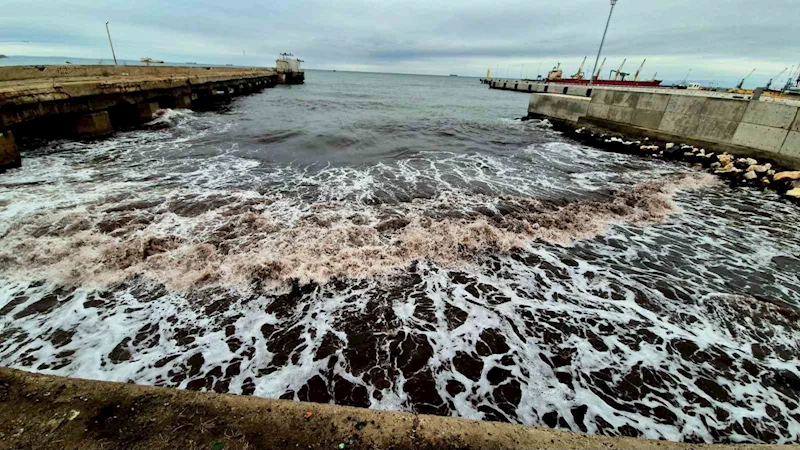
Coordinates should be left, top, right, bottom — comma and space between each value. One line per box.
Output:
589, 0, 617, 86
105, 22, 118, 65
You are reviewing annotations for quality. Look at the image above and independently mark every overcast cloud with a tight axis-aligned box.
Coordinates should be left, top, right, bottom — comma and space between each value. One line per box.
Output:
2, 0, 798, 87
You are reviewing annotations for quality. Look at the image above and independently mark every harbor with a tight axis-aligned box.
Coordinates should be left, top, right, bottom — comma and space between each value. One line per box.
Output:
2, 0, 800, 447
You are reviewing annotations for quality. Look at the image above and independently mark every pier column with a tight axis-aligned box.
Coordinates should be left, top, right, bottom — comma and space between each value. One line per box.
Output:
137, 102, 160, 122
174, 95, 192, 109
0, 130, 21, 172
75, 111, 113, 138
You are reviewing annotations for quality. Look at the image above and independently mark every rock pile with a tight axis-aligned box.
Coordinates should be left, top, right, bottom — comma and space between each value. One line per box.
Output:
562, 125, 800, 201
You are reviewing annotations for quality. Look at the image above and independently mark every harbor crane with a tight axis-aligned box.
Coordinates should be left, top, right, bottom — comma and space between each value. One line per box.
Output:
633, 59, 647, 82
766, 67, 788, 90
783, 65, 797, 91
593, 58, 607, 81
572, 56, 588, 80
736, 68, 756, 90
610, 59, 628, 81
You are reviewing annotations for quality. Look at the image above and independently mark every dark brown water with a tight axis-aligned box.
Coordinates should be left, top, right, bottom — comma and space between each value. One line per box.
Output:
1, 71, 799, 444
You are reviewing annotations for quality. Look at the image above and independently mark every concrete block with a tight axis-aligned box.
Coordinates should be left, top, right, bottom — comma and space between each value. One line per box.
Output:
794, 110, 800, 132
665, 95, 706, 116
590, 89, 614, 105
742, 102, 798, 129
137, 102, 159, 122
587, 103, 610, 120
558, 96, 590, 122
701, 98, 748, 122
528, 94, 589, 122
75, 111, 113, 137
659, 112, 699, 137
693, 117, 740, 143
611, 91, 640, 108
780, 131, 800, 160
606, 105, 635, 124
635, 93, 671, 112
0, 130, 21, 170
535, 84, 547, 93
629, 109, 665, 130
175, 95, 192, 109
565, 86, 590, 97
732, 122, 790, 152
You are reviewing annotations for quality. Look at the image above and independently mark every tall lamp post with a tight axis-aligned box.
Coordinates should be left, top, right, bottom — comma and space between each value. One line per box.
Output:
105, 22, 118, 65
589, 0, 618, 86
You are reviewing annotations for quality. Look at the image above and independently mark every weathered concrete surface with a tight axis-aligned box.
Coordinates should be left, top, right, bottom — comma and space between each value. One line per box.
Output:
528, 94, 590, 123
136, 102, 160, 122
0, 130, 20, 172
0, 65, 276, 128
74, 111, 113, 137
0, 368, 795, 450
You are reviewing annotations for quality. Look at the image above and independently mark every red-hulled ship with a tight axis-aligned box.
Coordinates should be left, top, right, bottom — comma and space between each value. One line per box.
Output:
542, 58, 662, 87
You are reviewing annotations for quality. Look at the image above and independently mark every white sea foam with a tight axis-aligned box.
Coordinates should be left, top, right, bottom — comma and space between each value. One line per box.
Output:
1, 106, 799, 444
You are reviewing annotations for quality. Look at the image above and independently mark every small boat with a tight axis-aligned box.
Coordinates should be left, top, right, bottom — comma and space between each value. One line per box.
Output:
140, 57, 164, 65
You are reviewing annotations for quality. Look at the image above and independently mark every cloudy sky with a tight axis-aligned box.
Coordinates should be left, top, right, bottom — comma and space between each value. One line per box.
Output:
2, 0, 798, 87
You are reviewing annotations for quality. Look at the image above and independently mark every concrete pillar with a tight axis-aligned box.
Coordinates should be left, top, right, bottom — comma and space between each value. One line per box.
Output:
137, 102, 160, 122
0, 130, 21, 172
75, 111, 113, 138
173, 95, 192, 109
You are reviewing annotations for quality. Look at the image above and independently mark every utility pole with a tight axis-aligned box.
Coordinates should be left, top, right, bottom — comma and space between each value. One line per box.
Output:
589, 0, 618, 86
105, 22, 117, 65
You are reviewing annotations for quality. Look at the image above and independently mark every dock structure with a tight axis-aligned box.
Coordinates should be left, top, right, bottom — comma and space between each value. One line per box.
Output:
0, 65, 278, 172
491, 79, 800, 168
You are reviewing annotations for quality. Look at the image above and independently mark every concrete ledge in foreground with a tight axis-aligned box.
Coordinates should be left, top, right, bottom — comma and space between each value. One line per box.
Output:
0, 368, 795, 450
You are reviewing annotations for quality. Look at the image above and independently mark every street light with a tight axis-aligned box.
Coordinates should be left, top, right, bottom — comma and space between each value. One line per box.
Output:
105, 22, 118, 65
589, 0, 618, 86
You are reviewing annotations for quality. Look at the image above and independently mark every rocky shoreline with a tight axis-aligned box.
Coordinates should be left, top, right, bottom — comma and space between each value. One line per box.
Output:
526, 116, 800, 202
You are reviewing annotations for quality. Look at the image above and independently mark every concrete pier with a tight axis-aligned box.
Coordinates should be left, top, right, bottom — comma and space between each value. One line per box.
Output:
0, 65, 278, 167
514, 81, 800, 168
0, 367, 790, 450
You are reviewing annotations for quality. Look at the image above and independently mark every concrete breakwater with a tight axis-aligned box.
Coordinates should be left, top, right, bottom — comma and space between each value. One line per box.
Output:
0, 65, 279, 172
498, 80, 800, 170
1, 367, 794, 450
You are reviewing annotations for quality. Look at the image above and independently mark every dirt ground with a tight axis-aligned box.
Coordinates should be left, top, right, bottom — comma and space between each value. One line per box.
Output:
0, 368, 795, 450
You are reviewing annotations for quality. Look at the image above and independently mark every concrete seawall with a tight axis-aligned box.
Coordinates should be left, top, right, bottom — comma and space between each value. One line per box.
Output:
503, 81, 800, 168
0, 65, 279, 172
1, 368, 794, 450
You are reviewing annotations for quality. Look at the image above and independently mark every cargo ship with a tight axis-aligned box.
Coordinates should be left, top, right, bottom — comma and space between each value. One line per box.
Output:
542, 58, 662, 87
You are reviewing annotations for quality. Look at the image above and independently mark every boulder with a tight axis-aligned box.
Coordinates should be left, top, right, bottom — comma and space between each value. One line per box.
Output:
744, 171, 757, 180
786, 188, 800, 198
748, 163, 771, 173
718, 153, 734, 165
773, 171, 800, 182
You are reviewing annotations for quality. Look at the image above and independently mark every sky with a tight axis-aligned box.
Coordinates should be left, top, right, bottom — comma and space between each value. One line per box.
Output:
1, 0, 799, 88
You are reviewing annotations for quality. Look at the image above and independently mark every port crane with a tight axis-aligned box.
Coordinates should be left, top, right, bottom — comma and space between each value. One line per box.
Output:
783, 65, 797, 91
593, 58, 607, 80
610, 59, 628, 81
572, 57, 588, 80
766, 67, 789, 90
633, 59, 647, 82
735, 68, 756, 90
